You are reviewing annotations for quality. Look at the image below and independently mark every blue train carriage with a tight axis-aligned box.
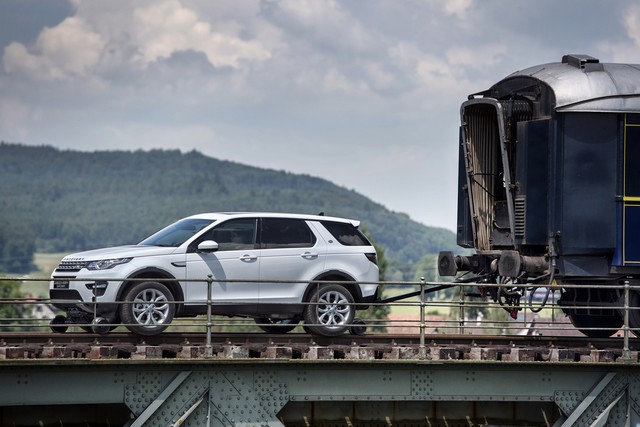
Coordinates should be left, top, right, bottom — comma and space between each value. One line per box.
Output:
437, 54, 640, 338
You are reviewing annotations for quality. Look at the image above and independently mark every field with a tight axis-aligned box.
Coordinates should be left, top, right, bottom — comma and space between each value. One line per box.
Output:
18, 253, 66, 297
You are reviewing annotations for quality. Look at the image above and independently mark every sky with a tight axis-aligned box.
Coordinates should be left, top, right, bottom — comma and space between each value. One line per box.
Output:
1, 0, 640, 231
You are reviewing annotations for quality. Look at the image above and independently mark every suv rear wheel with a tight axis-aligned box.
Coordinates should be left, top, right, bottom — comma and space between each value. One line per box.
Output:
303, 284, 355, 336
120, 281, 175, 336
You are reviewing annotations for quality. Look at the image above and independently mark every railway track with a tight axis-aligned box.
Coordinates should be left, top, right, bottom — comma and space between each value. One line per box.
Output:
1, 332, 637, 362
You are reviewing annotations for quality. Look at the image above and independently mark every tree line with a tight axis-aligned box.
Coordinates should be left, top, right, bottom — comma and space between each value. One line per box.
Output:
0, 143, 458, 279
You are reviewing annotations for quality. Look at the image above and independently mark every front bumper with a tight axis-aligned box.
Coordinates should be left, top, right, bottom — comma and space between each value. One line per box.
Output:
49, 276, 122, 315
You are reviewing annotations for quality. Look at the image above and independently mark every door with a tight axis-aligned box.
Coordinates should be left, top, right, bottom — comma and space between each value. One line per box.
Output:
621, 114, 640, 265
184, 218, 260, 312
258, 218, 326, 306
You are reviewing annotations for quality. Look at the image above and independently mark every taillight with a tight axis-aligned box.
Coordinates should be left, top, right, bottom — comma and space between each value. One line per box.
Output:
365, 253, 377, 265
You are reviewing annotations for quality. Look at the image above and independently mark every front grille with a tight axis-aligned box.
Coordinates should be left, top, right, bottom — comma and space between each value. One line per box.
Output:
55, 261, 88, 272
49, 289, 83, 302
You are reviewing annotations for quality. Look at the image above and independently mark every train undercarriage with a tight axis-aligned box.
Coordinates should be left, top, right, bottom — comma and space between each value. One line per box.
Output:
438, 251, 640, 338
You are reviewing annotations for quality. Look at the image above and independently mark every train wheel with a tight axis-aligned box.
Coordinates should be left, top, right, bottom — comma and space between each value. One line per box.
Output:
119, 281, 175, 336
567, 311, 622, 338
303, 284, 354, 336
255, 317, 299, 333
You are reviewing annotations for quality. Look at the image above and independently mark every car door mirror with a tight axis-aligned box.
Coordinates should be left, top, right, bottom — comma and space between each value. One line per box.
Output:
197, 240, 219, 253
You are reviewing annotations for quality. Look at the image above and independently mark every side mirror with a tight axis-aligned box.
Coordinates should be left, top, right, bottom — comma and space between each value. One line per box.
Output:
197, 240, 219, 253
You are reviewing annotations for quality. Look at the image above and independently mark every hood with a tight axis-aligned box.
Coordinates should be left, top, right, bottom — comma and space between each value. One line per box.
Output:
61, 245, 178, 262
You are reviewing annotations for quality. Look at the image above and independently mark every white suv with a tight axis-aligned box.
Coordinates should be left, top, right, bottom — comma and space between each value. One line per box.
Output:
49, 212, 379, 336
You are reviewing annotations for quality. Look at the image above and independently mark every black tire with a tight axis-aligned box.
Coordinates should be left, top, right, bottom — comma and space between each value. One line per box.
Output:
91, 317, 111, 335
255, 317, 300, 334
303, 284, 355, 336
80, 324, 118, 334
119, 281, 175, 336
567, 311, 623, 338
80, 314, 119, 333
50, 314, 68, 333
349, 318, 367, 336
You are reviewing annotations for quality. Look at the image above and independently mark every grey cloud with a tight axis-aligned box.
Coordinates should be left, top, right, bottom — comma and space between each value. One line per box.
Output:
1, 0, 640, 229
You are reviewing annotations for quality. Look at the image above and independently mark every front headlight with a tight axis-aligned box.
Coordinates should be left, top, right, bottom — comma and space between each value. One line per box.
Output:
86, 257, 132, 270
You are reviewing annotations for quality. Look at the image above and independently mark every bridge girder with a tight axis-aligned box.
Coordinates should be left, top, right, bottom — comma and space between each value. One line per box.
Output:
0, 361, 638, 426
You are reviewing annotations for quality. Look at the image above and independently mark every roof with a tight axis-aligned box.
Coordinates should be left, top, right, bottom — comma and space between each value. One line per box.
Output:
496, 55, 640, 112
185, 212, 360, 227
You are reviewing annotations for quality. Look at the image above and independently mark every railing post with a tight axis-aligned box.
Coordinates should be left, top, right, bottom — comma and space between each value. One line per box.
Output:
522, 289, 527, 332
419, 277, 427, 360
92, 291, 97, 325
458, 283, 465, 335
205, 274, 213, 358
622, 280, 632, 363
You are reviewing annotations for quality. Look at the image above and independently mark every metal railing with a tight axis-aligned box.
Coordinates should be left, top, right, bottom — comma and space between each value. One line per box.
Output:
0, 276, 638, 360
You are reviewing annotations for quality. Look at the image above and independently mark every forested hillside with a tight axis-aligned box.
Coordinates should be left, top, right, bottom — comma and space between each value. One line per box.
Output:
0, 143, 457, 278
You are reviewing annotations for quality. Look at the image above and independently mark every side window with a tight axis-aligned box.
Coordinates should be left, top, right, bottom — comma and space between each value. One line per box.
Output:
320, 221, 371, 246
261, 218, 316, 249
199, 218, 257, 251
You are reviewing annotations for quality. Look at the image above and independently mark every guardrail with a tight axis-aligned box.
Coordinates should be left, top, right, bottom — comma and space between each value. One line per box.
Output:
0, 276, 638, 359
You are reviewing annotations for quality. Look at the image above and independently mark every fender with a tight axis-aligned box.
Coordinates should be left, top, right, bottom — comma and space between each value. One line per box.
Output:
118, 267, 185, 313
304, 270, 362, 303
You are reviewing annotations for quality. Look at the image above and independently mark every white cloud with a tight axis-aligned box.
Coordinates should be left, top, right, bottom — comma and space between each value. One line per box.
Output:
323, 67, 362, 93
445, 44, 507, 70
623, 4, 640, 46
263, 0, 377, 54
388, 41, 481, 104
3, 16, 105, 80
596, 5, 640, 62
2, 0, 272, 83
443, 0, 473, 18
130, 0, 271, 69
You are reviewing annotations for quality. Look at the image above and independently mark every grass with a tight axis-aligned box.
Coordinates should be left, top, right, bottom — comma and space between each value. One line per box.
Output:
33, 253, 66, 277
379, 284, 452, 317
16, 253, 66, 297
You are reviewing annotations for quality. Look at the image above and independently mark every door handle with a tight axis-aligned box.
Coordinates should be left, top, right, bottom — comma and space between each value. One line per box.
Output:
301, 252, 318, 259
240, 254, 258, 261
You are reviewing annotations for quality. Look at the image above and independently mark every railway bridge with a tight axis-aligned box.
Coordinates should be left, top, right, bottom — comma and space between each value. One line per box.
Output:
1, 333, 639, 427
0, 279, 639, 426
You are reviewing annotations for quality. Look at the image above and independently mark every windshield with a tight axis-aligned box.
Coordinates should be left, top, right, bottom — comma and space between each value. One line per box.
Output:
139, 218, 215, 247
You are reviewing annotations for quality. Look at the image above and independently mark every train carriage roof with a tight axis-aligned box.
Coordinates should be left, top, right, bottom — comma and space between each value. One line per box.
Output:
491, 54, 640, 113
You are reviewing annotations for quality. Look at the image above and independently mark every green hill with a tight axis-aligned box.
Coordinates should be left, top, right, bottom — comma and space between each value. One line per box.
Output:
0, 142, 457, 279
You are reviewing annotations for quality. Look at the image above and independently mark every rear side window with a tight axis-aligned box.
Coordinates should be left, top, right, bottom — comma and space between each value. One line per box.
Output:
261, 218, 316, 248
321, 221, 371, 246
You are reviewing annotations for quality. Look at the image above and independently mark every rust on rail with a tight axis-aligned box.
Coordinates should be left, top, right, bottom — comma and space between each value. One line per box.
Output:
0, 332, 636, 363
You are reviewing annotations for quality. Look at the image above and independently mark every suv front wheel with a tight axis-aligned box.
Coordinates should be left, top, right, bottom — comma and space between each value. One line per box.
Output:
303, 284, 355, 336
120, 281, 175, 336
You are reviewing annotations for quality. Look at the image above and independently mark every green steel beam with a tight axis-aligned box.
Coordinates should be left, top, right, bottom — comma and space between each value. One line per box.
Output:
0, 360, 638, 426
